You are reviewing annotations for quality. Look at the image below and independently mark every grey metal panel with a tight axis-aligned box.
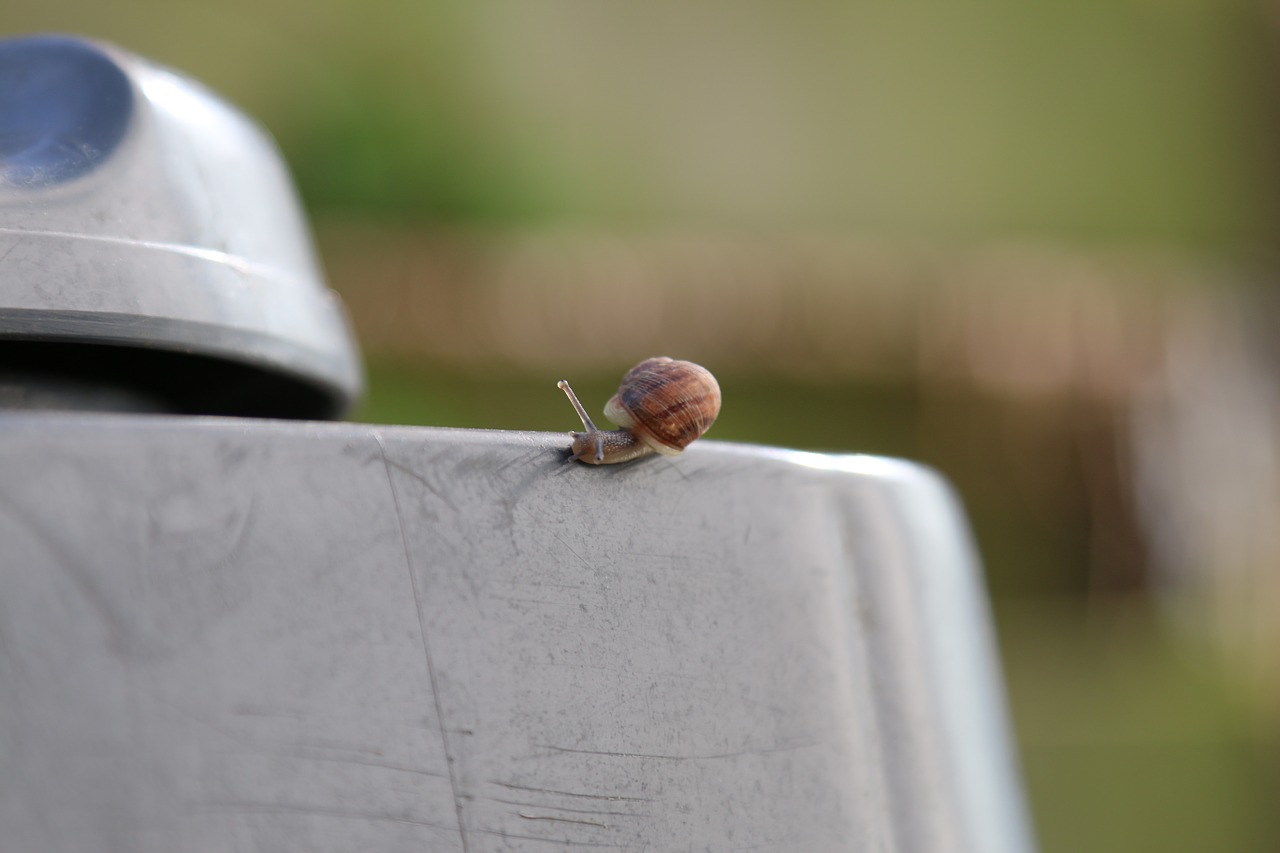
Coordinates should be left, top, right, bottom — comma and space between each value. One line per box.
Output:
0, 415, 1035, 852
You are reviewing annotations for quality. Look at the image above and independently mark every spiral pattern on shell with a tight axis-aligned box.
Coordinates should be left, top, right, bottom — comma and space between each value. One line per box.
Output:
604, 357, 721, 455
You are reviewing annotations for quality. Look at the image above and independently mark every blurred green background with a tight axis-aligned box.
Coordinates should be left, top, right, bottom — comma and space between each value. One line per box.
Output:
8, 1, 1280, 849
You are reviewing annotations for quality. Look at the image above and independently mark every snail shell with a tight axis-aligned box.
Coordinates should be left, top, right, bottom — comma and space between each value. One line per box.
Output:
558, 357, 721, 464
604, 357, 721, 456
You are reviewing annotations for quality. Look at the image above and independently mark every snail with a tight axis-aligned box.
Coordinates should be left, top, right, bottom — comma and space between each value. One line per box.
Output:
557, 357, 721, 464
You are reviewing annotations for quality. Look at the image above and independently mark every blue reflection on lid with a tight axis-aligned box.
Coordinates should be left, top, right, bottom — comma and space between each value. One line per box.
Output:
0, 35, 133, 189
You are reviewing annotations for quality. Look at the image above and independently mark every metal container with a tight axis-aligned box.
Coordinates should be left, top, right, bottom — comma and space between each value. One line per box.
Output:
0, 35, 1036, 852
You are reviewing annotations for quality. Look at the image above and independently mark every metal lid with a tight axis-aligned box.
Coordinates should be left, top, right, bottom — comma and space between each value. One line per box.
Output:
0, 34, 362, 418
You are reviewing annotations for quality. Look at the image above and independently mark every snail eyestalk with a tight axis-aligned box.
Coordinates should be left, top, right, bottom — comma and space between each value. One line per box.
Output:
558, 379, 606, 463
557, 380, 597, 433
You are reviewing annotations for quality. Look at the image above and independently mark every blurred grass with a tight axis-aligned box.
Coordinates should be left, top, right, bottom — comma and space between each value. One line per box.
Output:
999, 599, 1279, 853
8, 1, 1274, 248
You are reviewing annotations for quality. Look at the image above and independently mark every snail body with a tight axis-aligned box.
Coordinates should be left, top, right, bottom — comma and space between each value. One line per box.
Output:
558, 357, 721, 464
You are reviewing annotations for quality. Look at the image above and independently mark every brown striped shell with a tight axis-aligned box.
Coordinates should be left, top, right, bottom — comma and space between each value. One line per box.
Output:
602, 357, 721, 456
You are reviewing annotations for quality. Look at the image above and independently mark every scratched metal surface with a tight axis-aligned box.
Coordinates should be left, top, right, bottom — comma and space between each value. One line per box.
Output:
0, 414, 1035, 853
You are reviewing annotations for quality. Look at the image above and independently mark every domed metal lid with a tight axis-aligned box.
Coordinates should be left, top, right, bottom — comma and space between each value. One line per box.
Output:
0, 34, 362, 418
